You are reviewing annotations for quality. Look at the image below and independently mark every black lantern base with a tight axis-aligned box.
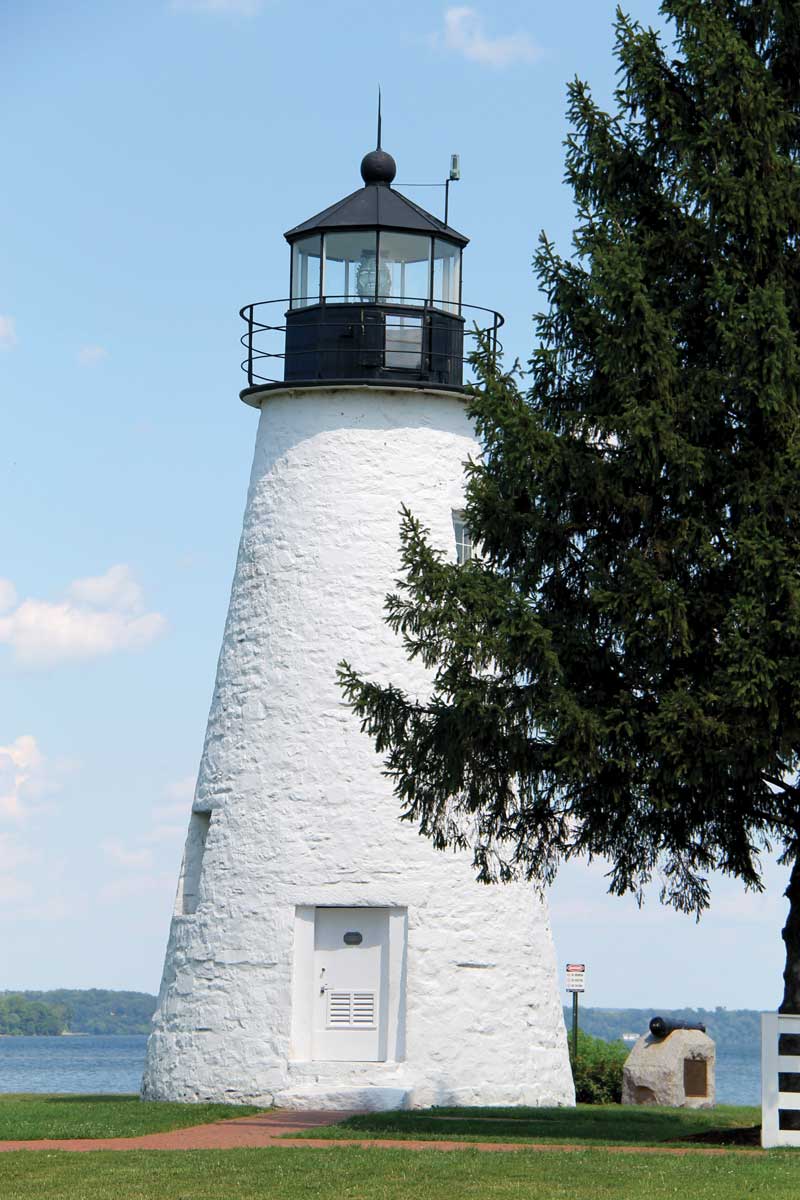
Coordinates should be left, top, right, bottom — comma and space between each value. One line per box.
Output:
283, 303, 465, 389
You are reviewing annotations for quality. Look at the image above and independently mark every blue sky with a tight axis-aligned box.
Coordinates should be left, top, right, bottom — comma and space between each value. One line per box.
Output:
0, 0, 786, 1010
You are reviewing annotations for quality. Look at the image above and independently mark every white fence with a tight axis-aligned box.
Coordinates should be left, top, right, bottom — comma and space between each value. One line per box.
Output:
762, 1012, 800, 1147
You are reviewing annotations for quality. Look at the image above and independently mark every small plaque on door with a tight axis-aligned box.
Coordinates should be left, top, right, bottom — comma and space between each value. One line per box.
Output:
343, 931, 363, 945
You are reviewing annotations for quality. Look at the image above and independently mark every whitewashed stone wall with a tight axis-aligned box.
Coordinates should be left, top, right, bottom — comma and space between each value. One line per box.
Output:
142, 385, 574, 1109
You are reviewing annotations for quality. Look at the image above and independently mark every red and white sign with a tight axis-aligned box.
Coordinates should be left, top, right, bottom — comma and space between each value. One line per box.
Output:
565, 963, 586, 993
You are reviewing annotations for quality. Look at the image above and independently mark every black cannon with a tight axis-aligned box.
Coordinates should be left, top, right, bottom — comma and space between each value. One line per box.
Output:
649, 1016, 707, 1040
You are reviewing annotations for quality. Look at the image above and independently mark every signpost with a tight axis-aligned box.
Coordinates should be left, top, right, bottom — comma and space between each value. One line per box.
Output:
565, 963, 586, 1062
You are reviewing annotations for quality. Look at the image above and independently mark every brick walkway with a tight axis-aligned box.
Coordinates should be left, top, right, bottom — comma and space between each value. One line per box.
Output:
0, 1109, 753, 1155
0, 1110, 346, 1153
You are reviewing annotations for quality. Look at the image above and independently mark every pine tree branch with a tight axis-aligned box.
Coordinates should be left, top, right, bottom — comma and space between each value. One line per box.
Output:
763, 774, 800, 800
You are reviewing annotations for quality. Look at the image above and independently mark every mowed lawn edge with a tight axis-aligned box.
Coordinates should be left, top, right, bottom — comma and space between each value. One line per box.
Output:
0, 1095, 268, 1141
1, 1145, 800, 1200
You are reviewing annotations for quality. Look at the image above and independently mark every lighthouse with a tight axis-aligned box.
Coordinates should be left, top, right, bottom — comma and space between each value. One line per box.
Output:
142, 131, 574, 1110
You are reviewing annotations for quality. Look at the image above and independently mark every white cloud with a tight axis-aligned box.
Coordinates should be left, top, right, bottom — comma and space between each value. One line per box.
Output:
439, 7, 542, 68
145, 776, 195, 842
150, 775, 194, 828
0, 836, 78, 921
77, 345, 108, 367
0, 565, 166, 667
0, 833, 37, 901
97, 772, 193, 905
0, 830, 36, 871
0, 735, 48, 820
68, 563, 144, 613
171, 0, 264, 14
103, 839, 155, 870
0, 839, 68, 913
164, 774, 196, 805
0, 738, 72, 916
99, 871, 175, 902
22, 895, 72, 920
548, 851, 794, 1008
102, 773, 193, 873
0, 316, 17, 350
0, 580, 17, 614
147, 821, 188, 844
0, 732, 74, 824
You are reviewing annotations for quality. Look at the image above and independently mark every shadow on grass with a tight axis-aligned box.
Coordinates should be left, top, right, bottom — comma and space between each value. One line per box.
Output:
326, 1104, 763, 1147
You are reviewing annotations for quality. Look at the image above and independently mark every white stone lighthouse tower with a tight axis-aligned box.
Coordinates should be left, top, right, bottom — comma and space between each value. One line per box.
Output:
142, 134, 574, 1110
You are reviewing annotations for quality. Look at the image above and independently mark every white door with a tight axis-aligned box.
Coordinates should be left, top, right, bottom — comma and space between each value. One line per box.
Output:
312, 907, 389, 1062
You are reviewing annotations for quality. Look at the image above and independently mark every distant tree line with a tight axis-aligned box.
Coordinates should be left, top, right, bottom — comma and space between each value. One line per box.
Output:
0, 994, 69, 1036
0, 990, 764, 1045
568, 1007, 761, 1052
0, 990, 157, 1035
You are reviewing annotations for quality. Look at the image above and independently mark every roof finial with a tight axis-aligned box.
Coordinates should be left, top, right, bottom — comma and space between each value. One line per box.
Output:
361, 89, 396, 186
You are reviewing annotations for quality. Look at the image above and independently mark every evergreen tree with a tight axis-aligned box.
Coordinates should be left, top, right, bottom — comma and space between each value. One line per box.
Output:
340, 1, 800, 1009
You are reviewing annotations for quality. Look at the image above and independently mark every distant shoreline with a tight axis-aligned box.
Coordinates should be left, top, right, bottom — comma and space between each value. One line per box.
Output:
0, 993, 767, 1050
0, 990, 157, 1038
567, 1005, 762, 1052
0, 1031, 134, 1038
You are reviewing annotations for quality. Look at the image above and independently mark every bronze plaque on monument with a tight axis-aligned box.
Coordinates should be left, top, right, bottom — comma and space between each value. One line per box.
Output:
683, 1058, 708, 1098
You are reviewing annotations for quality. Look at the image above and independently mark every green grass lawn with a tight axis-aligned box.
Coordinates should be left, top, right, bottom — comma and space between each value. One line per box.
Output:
291, 1103, 763, 1147
0, 1146, 798, 1200
0, 1094, 266, 1140
0, 1095, 763, 1148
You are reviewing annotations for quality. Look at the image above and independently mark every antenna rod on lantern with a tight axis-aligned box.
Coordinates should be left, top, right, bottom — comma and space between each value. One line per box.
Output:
445, 153, 460, 225
377, 88, 382, 149
397, 153, 462, 223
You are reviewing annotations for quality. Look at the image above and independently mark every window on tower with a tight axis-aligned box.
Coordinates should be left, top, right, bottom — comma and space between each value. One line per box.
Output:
452, 510, 472, 564
176, 809, 211, 916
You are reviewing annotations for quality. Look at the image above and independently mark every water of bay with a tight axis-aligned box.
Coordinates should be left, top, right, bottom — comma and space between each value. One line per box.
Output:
0, 1034, 762, 1105
0, 1035, 149, 1095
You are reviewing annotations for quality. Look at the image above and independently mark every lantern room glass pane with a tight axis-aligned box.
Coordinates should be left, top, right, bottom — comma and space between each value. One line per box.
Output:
432, 239, 461, 314
324, 231, 378, 303
291, 235, 322, 309
378, 232, 431, 306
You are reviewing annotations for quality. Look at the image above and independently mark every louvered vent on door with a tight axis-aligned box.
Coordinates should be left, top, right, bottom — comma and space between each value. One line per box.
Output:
327, 991, 376, 1029
327, 992, 352, 1026
352, 992, 376, 1025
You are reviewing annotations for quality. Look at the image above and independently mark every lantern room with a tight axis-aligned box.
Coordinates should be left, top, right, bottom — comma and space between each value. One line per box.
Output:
288, 151, 463, 313
281, 144, 467, 389
237, 136, 503, 398
239, 136, 504, 399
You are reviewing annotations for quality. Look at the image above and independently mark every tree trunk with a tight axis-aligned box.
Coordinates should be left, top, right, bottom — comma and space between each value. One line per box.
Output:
780, 853, 800, 1013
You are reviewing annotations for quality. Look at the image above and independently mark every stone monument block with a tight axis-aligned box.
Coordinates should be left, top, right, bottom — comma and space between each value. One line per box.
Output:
621, 1029, 715, 1108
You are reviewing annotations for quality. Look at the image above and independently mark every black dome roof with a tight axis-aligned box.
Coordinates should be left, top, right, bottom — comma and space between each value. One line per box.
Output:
285, 147, 468, 247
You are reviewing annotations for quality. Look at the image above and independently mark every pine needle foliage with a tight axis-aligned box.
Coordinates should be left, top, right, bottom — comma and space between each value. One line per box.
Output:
339, 1, 800, 1008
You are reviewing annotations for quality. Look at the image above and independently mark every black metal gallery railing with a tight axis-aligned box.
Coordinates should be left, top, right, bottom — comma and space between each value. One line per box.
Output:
239, 297, 504, 389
